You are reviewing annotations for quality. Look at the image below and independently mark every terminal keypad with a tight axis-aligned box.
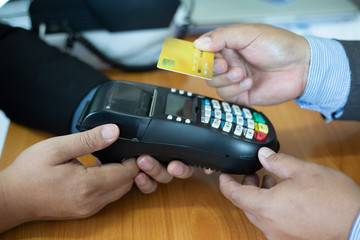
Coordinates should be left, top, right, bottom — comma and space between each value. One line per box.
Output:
200, 99, 269, 141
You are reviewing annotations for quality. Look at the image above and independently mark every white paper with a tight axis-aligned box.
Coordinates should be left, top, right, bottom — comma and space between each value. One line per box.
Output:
0, 110, 10, 158
288, 13, 360, 40
0, 0, 9, 8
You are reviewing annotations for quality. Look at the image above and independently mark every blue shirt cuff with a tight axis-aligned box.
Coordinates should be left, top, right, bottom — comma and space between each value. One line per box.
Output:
349, 211, 360, 240
295, 36, 351, 122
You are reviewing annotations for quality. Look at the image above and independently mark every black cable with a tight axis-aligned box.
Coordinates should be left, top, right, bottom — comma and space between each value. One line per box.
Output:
175, 0, 194, 39
64, 25, 158, 72
64, 1, 195, 72
76, 34, 158, 72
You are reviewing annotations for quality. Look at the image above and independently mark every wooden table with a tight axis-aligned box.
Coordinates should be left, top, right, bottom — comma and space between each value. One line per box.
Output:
1, 68, 360, 240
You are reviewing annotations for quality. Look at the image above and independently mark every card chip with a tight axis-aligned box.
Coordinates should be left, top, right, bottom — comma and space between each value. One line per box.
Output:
162, 58, 175, 68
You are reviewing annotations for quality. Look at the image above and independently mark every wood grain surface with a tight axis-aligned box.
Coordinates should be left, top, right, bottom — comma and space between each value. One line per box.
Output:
1, 67, 359, 240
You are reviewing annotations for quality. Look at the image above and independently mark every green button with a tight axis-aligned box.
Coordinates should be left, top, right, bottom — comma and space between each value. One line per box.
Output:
253, 112, 266, 124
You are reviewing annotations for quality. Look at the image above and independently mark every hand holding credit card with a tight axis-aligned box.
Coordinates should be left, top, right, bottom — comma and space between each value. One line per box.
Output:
157, 37, 214, 80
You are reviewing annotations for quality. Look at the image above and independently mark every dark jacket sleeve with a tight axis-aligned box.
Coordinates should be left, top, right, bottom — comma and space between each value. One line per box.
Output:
0, 23, 110, 135
338, 40, 360, 121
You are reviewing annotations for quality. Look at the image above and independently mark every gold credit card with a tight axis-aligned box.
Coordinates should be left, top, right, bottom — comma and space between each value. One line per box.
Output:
157, 37, 214, 80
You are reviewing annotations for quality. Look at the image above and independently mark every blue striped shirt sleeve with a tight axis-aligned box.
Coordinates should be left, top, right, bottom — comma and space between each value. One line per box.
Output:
349, 212, 360, 240
295, 37, 358, 239
295, 36, 351, 122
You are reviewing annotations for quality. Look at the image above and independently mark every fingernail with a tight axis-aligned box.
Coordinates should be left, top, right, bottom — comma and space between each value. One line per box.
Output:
138, 156, 154, 171
135, 174, 147, 186
213, 61, 223, 74
227, 69, 242, 82
239, 78, 252, 88
102, 124, 118, 141
169, 164, 184, 176
95, 158, 103, 166
259, 147, 275, 158
194, 36, 212, 48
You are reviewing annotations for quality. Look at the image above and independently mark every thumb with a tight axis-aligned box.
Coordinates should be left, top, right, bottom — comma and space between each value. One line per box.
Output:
45, 124, 119, 165
258, 147, 306, 180
193, 24, 264, 52
219, 173, 264, 211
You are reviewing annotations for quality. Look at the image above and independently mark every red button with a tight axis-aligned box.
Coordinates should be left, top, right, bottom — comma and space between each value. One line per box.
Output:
255, 131, 267, 141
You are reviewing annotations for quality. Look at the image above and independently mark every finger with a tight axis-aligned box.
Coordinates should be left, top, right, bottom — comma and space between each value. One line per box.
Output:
193, 31, 213, 50
193, 24, 265, 52
87, 158, 139, 193
207, 72, 233, 88
167, 160, 194, 179
212, 47, 247, 75
242, 173, 260, 186
258, 147, 306, 180
209, 67, 247, 88
69, 179, 135, 219
134, 172, 158, 194
215, 78, 253, 100
45, 124, 120, 165
95, 158, 102, 166
219, 173, 264, 211
68, 159, 83, 166
227, 67, 247, 82
204, 168, 214, 175
214, 51, 223, 57
261, 174, 277, 189
213, 57, 228, 75
100, 180, 135, 206
221, 48, 246, 68
137, 155, 173, 183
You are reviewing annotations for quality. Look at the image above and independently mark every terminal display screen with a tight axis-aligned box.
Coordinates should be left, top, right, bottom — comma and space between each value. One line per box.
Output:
165, 93, 194, 120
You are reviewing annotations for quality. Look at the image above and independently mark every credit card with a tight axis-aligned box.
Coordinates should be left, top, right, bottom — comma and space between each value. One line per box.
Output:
157, 37, 214, 80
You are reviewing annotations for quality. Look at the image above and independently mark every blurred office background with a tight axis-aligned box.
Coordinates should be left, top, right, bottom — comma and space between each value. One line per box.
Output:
0, 0, 359, 70
181, 0, 360, 39
1, 0, 359, 37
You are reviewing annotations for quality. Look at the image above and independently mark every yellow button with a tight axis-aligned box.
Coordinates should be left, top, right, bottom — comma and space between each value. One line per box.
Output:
258, 123, 269, 134
254, 122, 259, 131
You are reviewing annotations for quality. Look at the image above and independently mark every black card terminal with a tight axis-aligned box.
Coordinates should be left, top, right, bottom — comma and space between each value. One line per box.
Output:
77, 80, 279, 174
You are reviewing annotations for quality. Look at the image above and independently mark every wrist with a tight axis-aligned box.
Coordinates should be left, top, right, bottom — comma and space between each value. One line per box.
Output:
0, 169, 36, 233
298, 36, 311, 98
295, 37, 351, 121
0, 170, 23, 233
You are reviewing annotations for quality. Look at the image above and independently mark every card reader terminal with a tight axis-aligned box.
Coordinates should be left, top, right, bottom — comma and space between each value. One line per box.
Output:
77, 80, 279, 174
